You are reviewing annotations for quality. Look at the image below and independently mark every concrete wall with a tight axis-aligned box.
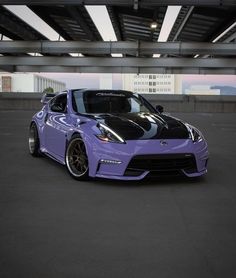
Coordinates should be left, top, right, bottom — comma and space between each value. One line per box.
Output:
143, 94, 236, 113
0, 92, 43, 110
0, 92, 236, 113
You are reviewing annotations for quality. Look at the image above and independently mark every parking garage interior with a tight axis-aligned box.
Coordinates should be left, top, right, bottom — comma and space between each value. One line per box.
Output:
0, 1, 236, 278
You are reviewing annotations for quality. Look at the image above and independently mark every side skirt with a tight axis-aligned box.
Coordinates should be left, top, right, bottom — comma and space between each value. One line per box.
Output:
41, 147, 66, 165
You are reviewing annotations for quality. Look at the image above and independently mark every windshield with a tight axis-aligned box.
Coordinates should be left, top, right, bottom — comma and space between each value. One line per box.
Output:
72, 90, 155, 114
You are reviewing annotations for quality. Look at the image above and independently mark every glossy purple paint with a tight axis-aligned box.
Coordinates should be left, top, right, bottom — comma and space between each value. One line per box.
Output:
31, 89, 209, 180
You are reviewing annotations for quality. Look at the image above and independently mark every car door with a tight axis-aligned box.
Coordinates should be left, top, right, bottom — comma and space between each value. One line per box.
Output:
44, 94, 70, 159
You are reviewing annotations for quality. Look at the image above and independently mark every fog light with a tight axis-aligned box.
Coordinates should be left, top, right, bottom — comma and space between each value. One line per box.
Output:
100, 159, 122, 164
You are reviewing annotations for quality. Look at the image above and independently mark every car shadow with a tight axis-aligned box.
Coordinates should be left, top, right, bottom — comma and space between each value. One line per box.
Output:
93, 175, 206, 188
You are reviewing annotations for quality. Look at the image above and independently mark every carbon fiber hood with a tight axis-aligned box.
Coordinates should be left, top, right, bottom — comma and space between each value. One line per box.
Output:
92, 113, 189, 140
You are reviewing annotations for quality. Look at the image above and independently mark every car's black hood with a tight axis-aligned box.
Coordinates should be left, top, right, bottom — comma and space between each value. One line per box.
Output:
89, 113, 189, 140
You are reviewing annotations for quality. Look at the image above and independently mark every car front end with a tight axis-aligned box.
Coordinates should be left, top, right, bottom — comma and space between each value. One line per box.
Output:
80, 115, 209, 180
86, 137, 208, 180
72, 89, 209, 181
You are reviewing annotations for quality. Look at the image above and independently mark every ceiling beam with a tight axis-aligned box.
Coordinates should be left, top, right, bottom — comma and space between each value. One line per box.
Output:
66, 6, 94, 41
0, 0, 236, 5
107, 7, 123, 40
0, 41, 235, 56
0, 56, 235, 69
172, 7, 194, 41
6, 66, 236, 75
0, 65, 15, 72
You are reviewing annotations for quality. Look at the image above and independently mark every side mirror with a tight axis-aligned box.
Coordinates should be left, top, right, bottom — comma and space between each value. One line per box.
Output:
156, 105, 164, 113
41, 93, 56, 105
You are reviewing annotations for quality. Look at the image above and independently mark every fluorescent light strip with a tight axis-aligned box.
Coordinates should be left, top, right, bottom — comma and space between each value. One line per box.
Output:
195, 21, 236, 59
212, 21, 236, 43
4, 5, 62, 41
158, 6, 182, 42
28, 53, 43, 56
4, 5, 83, 57
1, 35, 11, 41
86, 6, 122, 57
153, 6, 182, 57
112, 54, 123, 57
85, 6, 116, 41
69, 53, 84, 57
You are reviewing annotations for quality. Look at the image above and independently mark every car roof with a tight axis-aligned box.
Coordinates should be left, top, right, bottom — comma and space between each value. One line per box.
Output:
71, 89, 133, 96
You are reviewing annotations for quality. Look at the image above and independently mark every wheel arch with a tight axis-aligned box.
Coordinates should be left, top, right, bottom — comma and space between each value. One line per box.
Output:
70, 131, 82, 139
29, 120, 41, 156
30, 119, 43, 143
66, 131, 82, 147
65, 131, 83, 161
30, 120, 41, 135
30, 120, 37, 128
65, 128, 94, 175
65, 132, 89, 180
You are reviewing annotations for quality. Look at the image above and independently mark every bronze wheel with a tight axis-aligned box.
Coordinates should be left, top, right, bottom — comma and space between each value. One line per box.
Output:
66, 136, 89, 180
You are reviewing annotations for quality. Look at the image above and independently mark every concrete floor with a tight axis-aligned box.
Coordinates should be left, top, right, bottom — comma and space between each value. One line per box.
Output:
0, 110, 236, 278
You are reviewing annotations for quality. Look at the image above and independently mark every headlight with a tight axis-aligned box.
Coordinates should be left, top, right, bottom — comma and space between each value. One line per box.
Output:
96, 123, 126, 144
186, 124, 203, 143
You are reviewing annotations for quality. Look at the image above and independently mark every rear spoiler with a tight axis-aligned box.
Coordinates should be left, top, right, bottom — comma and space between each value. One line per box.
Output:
41, 93, 57, 104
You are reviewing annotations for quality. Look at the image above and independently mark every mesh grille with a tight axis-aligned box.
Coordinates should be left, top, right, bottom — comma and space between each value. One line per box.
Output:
126, 154, 197, 173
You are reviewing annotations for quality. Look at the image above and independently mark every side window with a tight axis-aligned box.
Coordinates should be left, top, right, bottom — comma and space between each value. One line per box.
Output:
128, 98, 139, 113
50, 94, 67, 113
72, 91, 86, 113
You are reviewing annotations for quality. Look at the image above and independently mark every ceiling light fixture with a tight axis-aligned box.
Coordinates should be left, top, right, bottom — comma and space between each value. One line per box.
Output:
85, 5, 122, 57
150, 21, 158, 29
212, 21, 236, 43
4, 5, 83, 57
153, 6, 181, 57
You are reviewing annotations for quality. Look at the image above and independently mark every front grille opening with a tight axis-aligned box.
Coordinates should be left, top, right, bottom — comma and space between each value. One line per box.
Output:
124, 169, 144, 177
126, 154, 197, 175
147, 170, 184, 178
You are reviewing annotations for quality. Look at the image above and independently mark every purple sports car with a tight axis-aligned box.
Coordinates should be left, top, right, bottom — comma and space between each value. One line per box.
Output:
29, 89, 208, 180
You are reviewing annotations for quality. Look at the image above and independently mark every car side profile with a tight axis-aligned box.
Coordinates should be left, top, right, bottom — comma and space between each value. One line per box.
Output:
29, 89, 209, 180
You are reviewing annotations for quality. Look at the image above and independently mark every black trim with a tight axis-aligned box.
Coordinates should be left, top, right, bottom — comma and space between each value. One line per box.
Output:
126, 153, 197, 174
124, 169, 144, 177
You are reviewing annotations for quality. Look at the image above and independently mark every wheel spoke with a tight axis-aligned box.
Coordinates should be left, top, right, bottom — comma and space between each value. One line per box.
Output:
73, 148, 80, 154
66, 138, 88, 177
71, 159, 77, 165
76, 143, 83, 152
76, 162, 80, 169
81, 164, 87, 171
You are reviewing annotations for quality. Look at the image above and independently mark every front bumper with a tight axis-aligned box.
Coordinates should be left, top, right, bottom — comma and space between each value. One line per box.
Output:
86, 138, 209, 180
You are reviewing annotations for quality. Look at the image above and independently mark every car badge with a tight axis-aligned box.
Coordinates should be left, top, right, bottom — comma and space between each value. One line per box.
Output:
160, 140, 168, 146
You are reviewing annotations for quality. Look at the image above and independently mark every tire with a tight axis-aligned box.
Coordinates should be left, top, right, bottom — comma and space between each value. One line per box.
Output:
29, 122, 41, 157
65, 135, 89, 180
